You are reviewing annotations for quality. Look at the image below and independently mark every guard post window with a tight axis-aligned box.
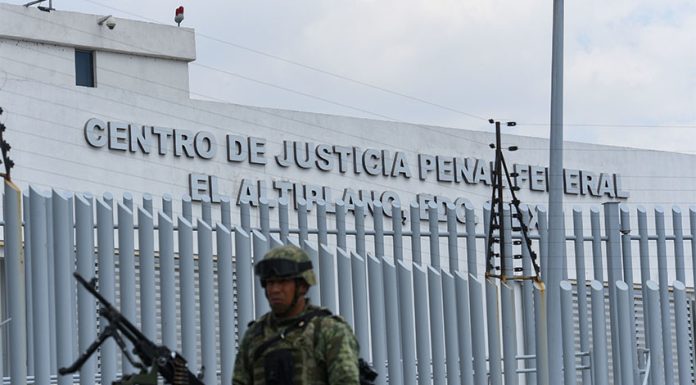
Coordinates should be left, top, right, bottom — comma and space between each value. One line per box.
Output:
75, 49, 95, 87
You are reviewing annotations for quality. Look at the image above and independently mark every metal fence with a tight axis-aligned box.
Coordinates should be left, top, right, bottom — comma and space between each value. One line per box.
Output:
1, 180, 695, 385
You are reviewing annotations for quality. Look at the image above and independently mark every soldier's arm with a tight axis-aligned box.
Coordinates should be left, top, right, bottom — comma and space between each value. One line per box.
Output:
232, 331, 253, 385
322, 317, 360, 385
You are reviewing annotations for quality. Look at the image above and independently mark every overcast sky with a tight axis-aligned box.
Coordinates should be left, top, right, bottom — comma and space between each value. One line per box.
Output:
12, 0, 696, 154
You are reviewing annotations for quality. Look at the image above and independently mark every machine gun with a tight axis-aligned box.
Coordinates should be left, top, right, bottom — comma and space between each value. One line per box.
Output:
59, 273, 205, 385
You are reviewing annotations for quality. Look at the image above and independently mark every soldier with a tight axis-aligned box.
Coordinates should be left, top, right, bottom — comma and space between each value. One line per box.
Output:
232, 245, 360, 384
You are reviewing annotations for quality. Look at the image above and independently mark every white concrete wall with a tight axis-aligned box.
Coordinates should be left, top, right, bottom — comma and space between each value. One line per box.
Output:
1, 2, 694, 224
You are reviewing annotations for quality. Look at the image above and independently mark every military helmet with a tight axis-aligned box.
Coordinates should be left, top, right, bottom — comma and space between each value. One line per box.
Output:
255, 245, 317, 286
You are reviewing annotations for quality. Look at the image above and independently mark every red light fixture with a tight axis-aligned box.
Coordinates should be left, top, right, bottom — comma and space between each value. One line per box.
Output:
175, 6, 184, 26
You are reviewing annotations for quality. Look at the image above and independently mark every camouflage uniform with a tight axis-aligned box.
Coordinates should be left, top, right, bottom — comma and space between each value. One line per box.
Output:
232, 245, 360, 384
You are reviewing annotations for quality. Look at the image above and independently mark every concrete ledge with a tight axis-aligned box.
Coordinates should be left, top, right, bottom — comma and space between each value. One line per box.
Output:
0, 3, 195, 61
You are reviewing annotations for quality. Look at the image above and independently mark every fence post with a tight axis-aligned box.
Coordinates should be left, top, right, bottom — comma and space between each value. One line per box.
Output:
217, 224, 235, 385
655, 207, 674, 385
590, 280, 609, 385
397, 261, 417, 385
117, 199, 137, 372
616, 281, 635, 385
486, 279, 502, 385
560, 281, 576, 385
178, 216, 197, 371
501, 281, 518, 385
410, 201, 421, 264
383, 258, 404, 385
413, 264, 432, 385
604, 202, 623, 385
368, 255, 387, 385
673, 281, 690, 385
428, 267, 446, 384
52, 190, 75, 385
75, 192, 95, 385
197, 219, 216, 384
534, 281, 549, 385
138, 206, 156, 339
4, 181, 27, 385
645, 280, 665, 385
392, 202, 404, 262
96, 194, 117, 384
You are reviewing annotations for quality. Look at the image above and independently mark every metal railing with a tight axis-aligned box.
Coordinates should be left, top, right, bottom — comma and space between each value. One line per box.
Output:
2, 182, 695, 384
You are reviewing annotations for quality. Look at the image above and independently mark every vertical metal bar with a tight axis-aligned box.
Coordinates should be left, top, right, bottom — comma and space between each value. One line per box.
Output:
303, 241, 321, 307
548, 0, 565, 375
181, 194, 192, 222
278, 197, 290, 244
253, 230, 271, 317
590, 206, 604, 282
392, 202, 404, 262
158, 212, 177, 348
502, 205, 514, 278
442, 272, 461, 385
534, 281, 550, 385
4, 181, 27, 385
337, 248, 354, 327
619, 205, 639, 384
465, 203, 477, 276
673, 281, 690, 385
220, 196, 231, 230
519, 206, 536, 385
428, 201, 440, 269
317, 200, 328, 247
319, 244, 337, 313
75, 192, 96, 385
637, 206, 651, 350
486, 278, 502, 385
446, 202, 459, 272
616, 281, 635, 385
590, 280, 609, 385
350, 252, 370, 358
690, 207, 696, 302
297, 198, 309, 245
454, 273, 474, 385
536, 205, 549, 280
410, 201, 422, 265
216, 224, 235, 385
672, 207, 685, 283
53, 190, 74, 385
373, 202, 385, 258
645, 280, 665, 385
501, 281, 518, 385
142, 193, 153, 214
240, 200, 251, 233
177, 216, 197, 371
483, 203, 491, 262
382, 258, 404, 385
45, 193, 57, 375
397, 261, 417, 385
118, 201, 136, 373
259, 197, 270, 240
96, 195, 117, 384
560, 281, 577, 385
355, 202, 366, 258
655, 207, 674, 385
335, 200, 347, 251
22, 191, 33, 377
469, 275, 488, 385
571, 207, 589, 385
123, 192, 133, 212
235, 228, 254, 339
138, 207, 156, 339
162, 193, 173, 219
413, 264, 431, 385
428, 267, 446, 385
604, 202, 622, 385
367, 255, 387, 384
197, 219, 216, 384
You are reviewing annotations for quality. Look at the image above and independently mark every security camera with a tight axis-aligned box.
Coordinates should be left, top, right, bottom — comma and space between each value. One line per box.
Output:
97, 15, 116, 30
